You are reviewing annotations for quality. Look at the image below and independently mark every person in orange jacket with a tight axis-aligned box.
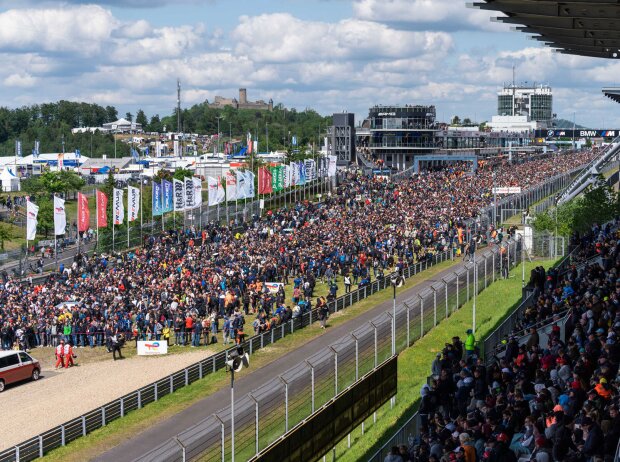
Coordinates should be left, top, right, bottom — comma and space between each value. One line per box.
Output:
55, 339, 65, 369
64, 342, 76, 368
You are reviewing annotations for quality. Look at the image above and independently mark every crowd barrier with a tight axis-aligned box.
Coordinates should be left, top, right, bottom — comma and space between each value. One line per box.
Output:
0, 245, 460, 462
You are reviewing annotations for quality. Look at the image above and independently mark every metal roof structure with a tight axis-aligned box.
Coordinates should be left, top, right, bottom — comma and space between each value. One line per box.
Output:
603, 87, 620, 103
469, 1, 620, 59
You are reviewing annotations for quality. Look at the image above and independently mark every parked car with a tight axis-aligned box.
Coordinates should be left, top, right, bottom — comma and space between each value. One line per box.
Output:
0, 350, 41, 392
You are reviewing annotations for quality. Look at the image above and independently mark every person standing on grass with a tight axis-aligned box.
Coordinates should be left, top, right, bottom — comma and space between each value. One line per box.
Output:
319, 303, 329, 329
465, 329, 476, 359
344, 274, 352, 293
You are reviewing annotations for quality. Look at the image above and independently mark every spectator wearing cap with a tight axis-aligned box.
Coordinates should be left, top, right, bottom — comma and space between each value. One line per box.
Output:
458, 433, 476, 462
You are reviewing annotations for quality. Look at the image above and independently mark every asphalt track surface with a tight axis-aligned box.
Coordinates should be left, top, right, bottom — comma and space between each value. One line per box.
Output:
95, 250, 493, 462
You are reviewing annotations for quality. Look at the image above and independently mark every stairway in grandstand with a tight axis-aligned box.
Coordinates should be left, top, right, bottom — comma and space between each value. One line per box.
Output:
558, 135, 620, 204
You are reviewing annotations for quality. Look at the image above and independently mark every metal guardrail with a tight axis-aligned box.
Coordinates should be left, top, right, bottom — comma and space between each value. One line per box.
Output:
0, 244, 461, 462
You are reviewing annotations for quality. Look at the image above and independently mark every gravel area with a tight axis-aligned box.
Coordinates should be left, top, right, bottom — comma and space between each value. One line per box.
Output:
0, 349, 212, 451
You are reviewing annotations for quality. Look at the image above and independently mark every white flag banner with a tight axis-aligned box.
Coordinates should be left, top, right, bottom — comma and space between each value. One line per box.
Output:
207, 176, 219, 206
284, 165, 291, 188
193, 177, 203, 208
173, 139, 180, 157
184, 177, 195, 209
26, 200, 39, 241
53, 196, 66, 236
328, 155, 338, 177
128, 186, 140, 222
217, 177, 226, 204
245, 171, 255, 199
236, 170, 247, 200
173, 178, 185, 211
113, 188, 124, 225
155, 140, 161, 157
226, 171, 237, 202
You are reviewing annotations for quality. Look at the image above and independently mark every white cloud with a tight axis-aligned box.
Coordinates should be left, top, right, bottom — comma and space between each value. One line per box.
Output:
3, 73, 37, 88
353, 0, 508, 32
232, 13, 453, 63
0, 5, 117, 55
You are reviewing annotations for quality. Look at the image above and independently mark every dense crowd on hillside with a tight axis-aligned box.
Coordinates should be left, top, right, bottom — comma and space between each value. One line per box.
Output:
0, 150, 598, 352
385, 221, 620, 462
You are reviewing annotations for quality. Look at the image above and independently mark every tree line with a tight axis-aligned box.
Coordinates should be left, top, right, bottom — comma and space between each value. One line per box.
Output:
0, 100, 332, 159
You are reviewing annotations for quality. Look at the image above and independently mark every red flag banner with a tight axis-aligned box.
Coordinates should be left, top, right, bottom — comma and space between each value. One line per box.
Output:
77, 192, 90, 232
96, 190, 108, 228
258, 167, 273, 194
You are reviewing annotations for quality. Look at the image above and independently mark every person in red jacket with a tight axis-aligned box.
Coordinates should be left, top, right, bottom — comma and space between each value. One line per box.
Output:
64, 342, 76, 368
55, 339, 65, 369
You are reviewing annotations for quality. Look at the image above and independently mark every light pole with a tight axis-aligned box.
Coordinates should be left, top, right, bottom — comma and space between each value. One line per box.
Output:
216, 116, 223, 159
226, 346, 249, 462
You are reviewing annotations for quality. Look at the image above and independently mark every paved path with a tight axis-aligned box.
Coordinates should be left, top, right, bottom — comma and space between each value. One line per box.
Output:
94, 249, 492, 462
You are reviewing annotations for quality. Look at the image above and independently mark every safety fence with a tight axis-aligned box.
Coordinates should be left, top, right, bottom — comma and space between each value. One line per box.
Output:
0, 242, 460, 462
134, 241, 516, 462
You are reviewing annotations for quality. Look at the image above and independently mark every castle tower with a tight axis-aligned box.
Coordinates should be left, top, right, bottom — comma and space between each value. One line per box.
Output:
239, 88, 247, 105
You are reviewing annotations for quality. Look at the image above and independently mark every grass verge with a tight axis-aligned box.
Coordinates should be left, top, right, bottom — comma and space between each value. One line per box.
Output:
38, 258, 459, 461
335, 257, 560, 461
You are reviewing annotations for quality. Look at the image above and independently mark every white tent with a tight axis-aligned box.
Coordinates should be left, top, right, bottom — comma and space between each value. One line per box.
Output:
0, 167, 20, 192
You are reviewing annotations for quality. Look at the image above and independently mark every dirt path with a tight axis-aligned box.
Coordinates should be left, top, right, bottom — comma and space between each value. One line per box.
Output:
0, 349, 212, 451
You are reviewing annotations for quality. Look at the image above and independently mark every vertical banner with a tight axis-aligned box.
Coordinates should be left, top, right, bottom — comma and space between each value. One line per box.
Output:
152, 182, 163, 216
77, 193, 90, 232
128, 186, 140, 222
155, 141, 161, 157
26, 200, 38, 240
173, 178, 185, 211
236, 170, 247, 200
193, 177, 203, 207
173, 139, 180, 157
208, 176, 219, 206
258, 167, 273, 194
184, 177, 195, 209
53, 196, 66, 236
245, 171, 255, 199
291, 162, 298, 186
225, 171, 237, 202
328, 155, 337, 177
270, 166, 281, 192
96, 190, 108, 228
298, 162, 306, 186
284, 164, 291, 188
113, 188, 124, 225
247, 132, 253, 155
33, 140, 40, 159
217, 176, 226, 204
253, 140, 258, 154
58, 153, 64, 170
162, 179, 173, 212
15, 140, 22, 158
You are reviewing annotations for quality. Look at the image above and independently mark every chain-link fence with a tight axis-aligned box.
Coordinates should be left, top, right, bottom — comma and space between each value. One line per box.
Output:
136, 241, 516, 462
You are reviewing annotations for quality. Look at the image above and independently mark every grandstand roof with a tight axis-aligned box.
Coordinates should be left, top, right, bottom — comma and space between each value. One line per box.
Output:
603, 87, 620, 104
470, 1, 620, 59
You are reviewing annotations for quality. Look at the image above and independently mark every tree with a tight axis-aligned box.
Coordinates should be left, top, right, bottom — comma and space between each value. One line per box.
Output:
451, 116, 461, 125
0, 223, 12, 250
463, 118, 472, 125
105, 105, 118, 122
136, 109, 148, 129
148, 114, 162, 133
36, 197, 54, 238
125, 112, 133, 122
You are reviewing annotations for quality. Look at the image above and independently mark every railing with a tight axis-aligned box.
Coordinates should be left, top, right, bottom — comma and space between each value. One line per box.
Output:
0, 244, 461, 462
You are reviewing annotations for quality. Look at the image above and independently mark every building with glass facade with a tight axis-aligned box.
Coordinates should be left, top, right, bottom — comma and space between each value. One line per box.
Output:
497, 84, 553, 123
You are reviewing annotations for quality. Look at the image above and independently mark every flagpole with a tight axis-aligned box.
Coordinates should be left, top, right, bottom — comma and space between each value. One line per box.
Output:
96, 190, 99, 252
127, 189, 130, 249
140, 169, 143, 246
54, 195, 58, 271
77, 195, 81, 256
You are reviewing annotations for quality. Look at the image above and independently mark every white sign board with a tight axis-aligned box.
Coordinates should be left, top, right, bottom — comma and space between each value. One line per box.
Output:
492, 187, 522, 195
137, 340, 168, 356
265, 282, 284, 294
259, 199, 265, 210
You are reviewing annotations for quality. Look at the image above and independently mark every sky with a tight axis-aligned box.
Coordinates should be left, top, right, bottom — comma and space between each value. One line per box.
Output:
1, 0, 620, 127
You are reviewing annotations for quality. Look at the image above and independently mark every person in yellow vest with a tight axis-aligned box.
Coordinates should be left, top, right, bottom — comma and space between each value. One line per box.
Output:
465, 329, 476, 359
162, 324, 171, 346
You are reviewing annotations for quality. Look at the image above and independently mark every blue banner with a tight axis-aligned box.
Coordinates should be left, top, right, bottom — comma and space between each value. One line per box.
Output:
162, 179, 174, 213
298, 161, 306, 186
152, 182, 163, 216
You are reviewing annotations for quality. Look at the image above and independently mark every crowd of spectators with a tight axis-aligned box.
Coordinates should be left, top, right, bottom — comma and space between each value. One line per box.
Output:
0, 150, 597, 355
386, 221, 620, 462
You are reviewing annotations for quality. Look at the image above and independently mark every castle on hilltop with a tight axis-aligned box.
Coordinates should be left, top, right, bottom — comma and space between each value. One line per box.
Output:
206, 89, 273, 111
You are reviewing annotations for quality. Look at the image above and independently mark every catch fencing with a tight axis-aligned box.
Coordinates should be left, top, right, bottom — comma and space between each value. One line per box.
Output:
0, 244, 456, 462
136, 241, 516, 462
